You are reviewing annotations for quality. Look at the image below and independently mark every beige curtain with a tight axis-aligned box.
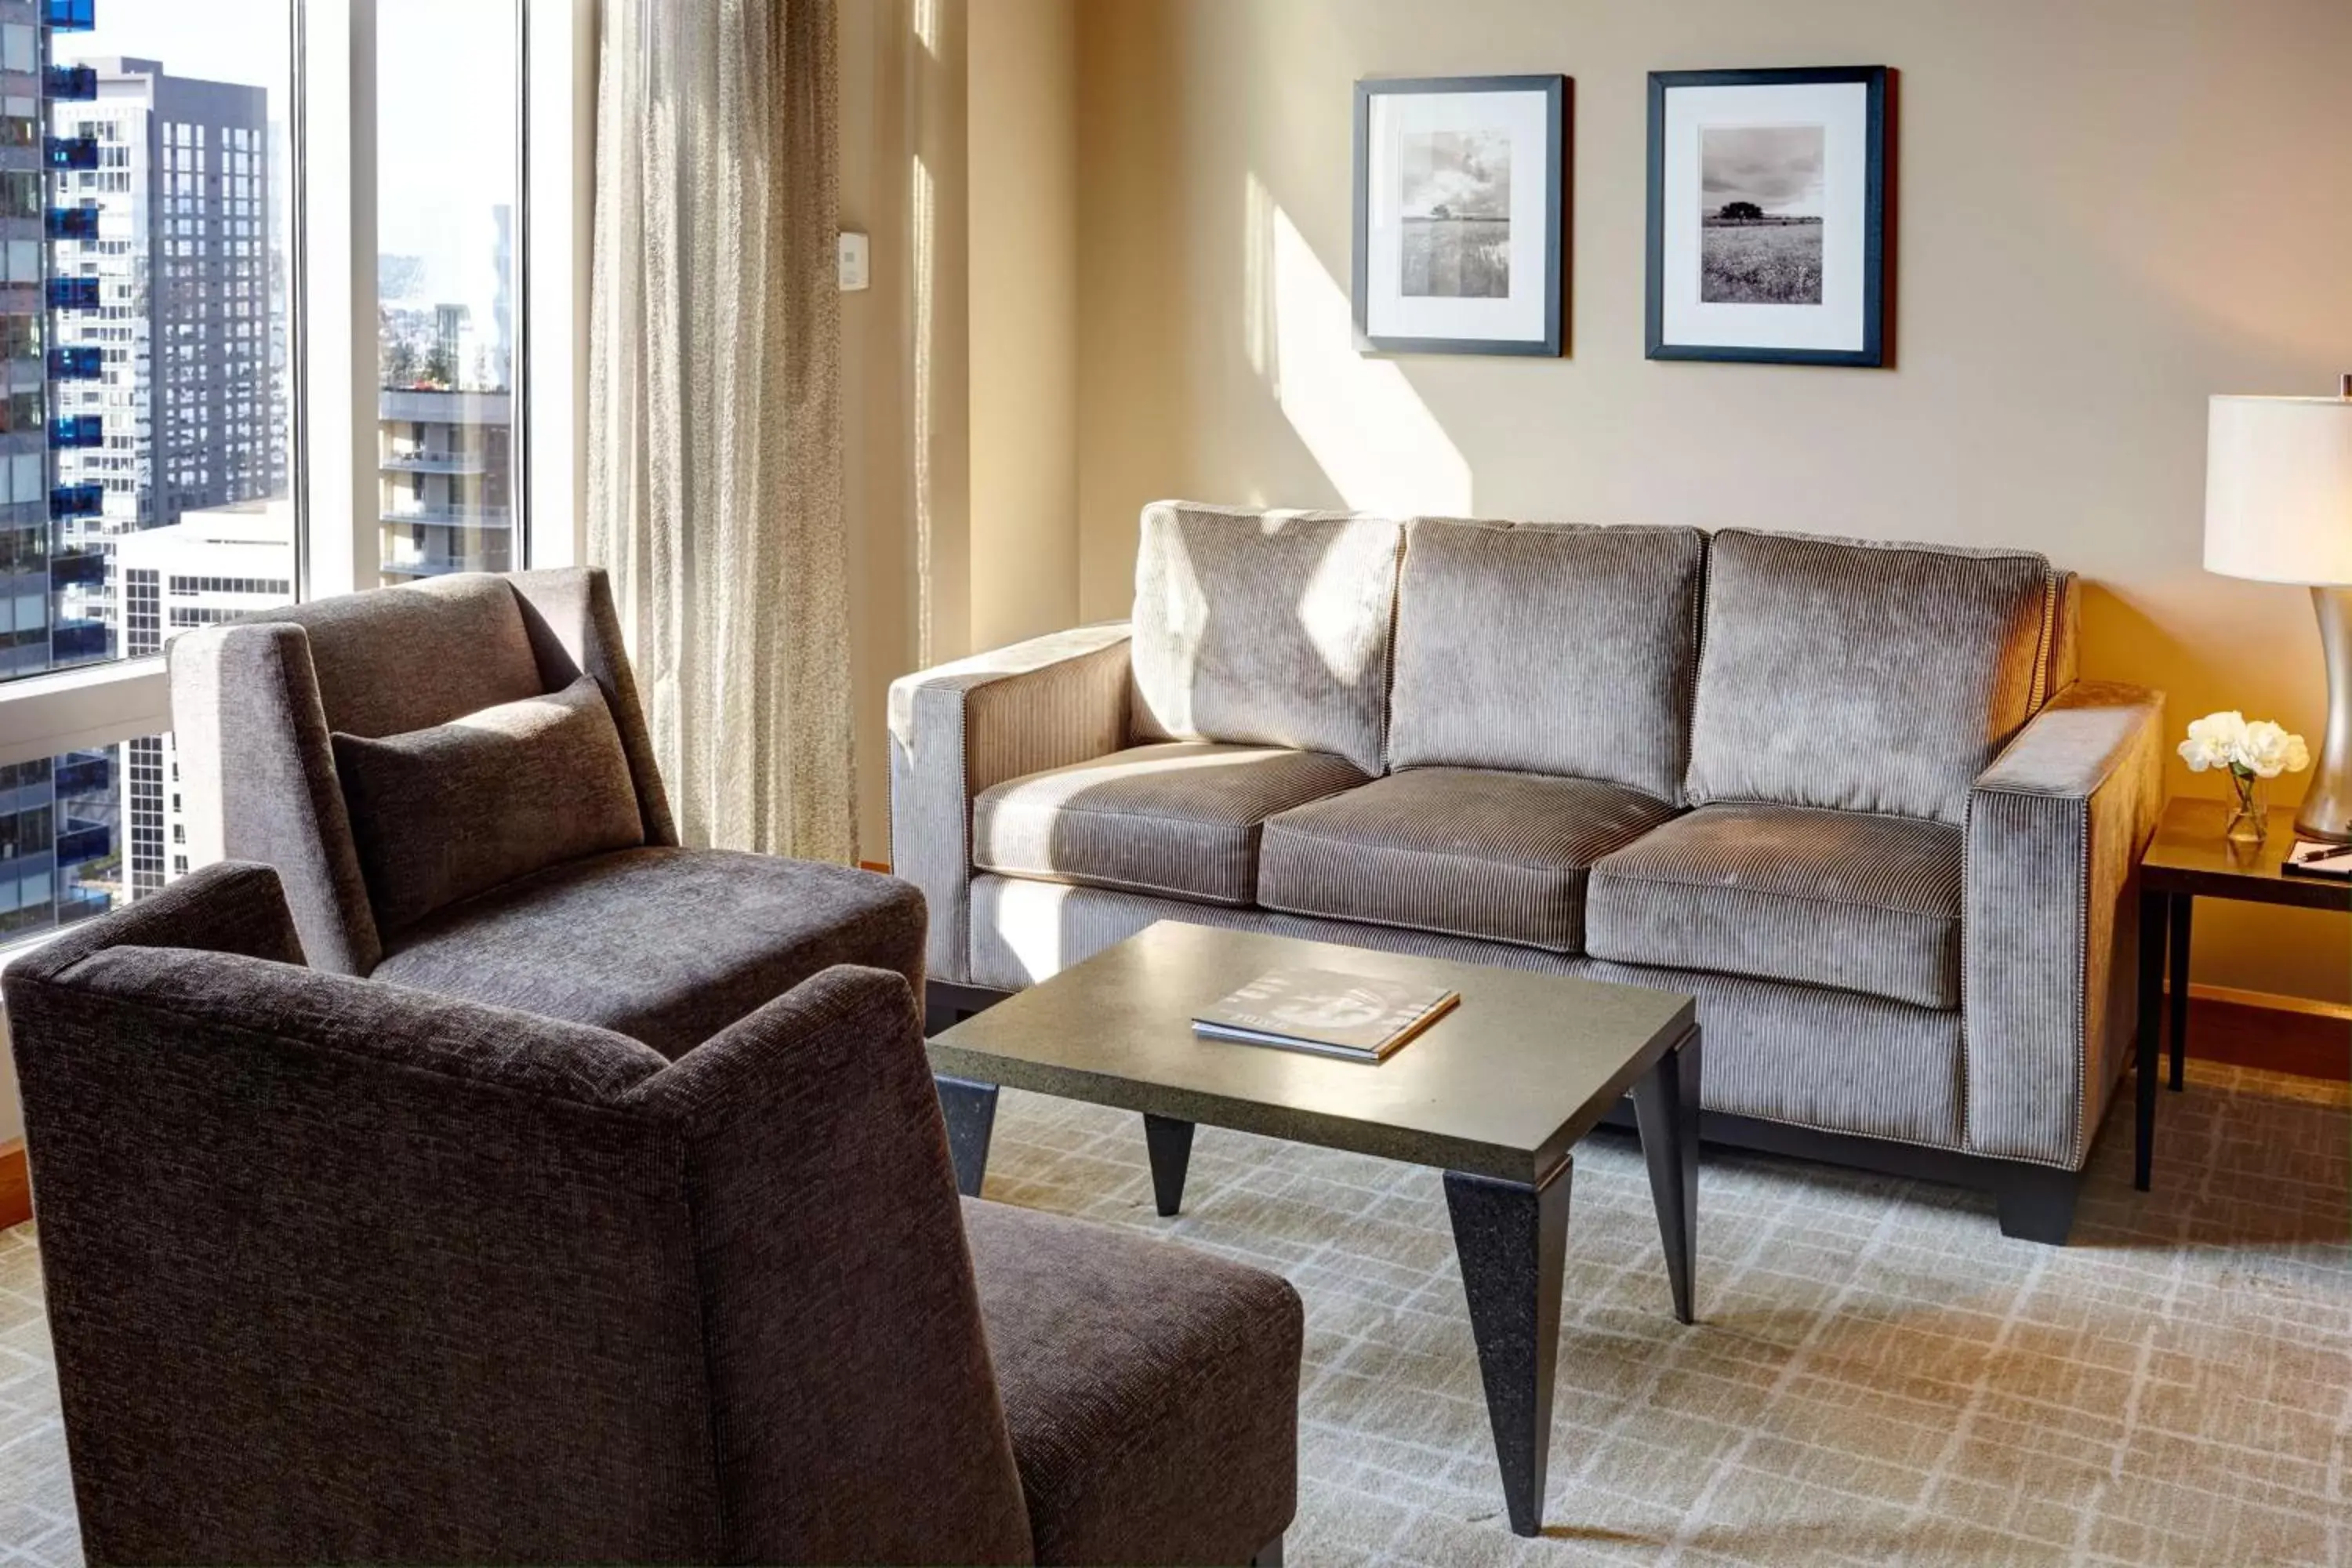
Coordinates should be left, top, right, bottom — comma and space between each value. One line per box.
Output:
588, 0, 855, 862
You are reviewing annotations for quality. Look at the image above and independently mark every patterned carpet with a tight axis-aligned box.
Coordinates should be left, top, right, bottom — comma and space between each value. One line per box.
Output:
0, 1062, 2343, 1566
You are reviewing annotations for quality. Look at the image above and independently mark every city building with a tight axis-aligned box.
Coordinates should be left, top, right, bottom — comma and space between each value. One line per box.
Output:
46, 54, 273, 638
107, 495, 289, 898
379, 387, 511, 579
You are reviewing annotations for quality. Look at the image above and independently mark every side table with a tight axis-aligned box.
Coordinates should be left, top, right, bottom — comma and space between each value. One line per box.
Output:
2134, 797, 2351, 1189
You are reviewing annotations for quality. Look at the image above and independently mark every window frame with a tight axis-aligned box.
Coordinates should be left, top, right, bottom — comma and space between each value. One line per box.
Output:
0, 0, 593, 773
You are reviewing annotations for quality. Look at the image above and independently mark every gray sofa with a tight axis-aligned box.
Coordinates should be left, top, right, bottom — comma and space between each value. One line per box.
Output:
891, 502, 2165, 1241
4, 862, 1302, 1565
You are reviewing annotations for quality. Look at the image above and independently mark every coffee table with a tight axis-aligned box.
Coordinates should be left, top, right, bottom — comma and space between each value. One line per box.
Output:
925, 921, 1701, 1538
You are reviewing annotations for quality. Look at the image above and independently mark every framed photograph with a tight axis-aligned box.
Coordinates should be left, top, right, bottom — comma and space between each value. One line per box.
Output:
1646, 66, 1888, 366
1353, 74, 1566, 357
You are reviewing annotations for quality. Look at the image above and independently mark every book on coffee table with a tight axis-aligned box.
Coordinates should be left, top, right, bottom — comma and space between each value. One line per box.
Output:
2282, 839, 2352, 880
1192, 966, 1459, 1062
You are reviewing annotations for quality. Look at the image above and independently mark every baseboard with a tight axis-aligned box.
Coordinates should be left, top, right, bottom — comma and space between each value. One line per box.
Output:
2173, 989, 2349, 1082
0, 1139, 27, 1231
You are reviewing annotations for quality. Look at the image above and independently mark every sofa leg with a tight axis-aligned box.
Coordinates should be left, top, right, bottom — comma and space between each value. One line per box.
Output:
1250, 1534, 1283, 1566
1994, 1166, 2082, 1244
935, 1077, 1000, 1198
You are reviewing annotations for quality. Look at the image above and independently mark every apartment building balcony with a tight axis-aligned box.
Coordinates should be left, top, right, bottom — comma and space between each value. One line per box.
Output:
379, 452, 490, 476
382, 545, 511, 579
44, 0, 96, 29
44, 64, 97, 101
379, 505, 514, 530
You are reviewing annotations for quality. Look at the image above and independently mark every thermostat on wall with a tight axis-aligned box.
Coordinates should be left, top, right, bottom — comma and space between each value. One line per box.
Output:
837, 231, 870, 292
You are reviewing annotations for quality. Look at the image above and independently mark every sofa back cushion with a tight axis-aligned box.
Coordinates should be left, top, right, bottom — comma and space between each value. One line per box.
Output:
1388, 519, 1706, 799
332, 675, 646, 933
1683, 529, 2059, 826
1129, 500, 1403, 775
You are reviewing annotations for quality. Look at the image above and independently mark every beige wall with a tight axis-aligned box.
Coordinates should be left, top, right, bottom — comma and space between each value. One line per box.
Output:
969, 0, 1081, 652
1072, 0, 2352, 1004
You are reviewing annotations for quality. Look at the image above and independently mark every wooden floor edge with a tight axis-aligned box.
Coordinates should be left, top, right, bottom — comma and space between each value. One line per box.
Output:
0, 1139, 27, 1231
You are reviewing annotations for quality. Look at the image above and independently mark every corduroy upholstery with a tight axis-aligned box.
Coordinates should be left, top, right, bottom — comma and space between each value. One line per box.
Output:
1586, 804, 1966, 1009
1388, 519, 1705, 799
1683, 530, 2060, 826
1257, 768, 1680, 953
893, 502, 2169, 1191
3, 865, 1304, 1566
973, 741, 1368, 906
171, 568, 919, 1051
1128, 500, 1403, 775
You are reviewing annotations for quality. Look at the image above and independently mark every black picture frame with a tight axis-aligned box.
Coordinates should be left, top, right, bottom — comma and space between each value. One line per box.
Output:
1645, 65, 1888, 367
1352, 74, 1567, 358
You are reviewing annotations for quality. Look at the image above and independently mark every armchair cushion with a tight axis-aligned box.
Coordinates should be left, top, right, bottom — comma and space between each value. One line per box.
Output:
1682, 530, 2061, 825
1388, 519, 1706, 799
974, 742, 1368, 907
1129, 500, 1404, 775
369, 848, 926, 1058
332, 675, 645, 933
963, 1196, 1301, 1566
1587, 803, 1965, 1009
1257, 768, 1679, 953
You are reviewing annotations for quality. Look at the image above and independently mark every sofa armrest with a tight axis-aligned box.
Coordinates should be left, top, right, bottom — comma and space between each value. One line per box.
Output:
619, 967, 1033, 1564
1963, 681, 2165, 1167
3, 862, 307, 993
887, 623, 1134, 984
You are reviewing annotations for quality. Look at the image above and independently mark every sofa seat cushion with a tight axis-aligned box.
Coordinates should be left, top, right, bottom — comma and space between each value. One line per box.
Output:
961, 1196, 1301, 1566
973, 742, 1369, 907
1586, 804, 1965, 1009
1257, 768, 1682, 953
368, 847, 926, 1058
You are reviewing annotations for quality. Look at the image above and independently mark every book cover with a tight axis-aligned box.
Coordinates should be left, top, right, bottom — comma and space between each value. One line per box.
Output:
1192, 967, 1458, 1061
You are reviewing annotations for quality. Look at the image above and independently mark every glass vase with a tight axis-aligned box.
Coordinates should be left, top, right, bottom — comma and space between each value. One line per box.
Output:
2223, 772, 2270, 845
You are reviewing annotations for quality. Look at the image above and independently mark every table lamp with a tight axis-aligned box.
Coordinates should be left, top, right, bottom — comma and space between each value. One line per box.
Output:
2204, 376, 2352, 841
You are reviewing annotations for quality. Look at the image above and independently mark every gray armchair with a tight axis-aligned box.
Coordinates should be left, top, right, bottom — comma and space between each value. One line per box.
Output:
169, 568, 920, 1056
3, 863, 1302, 1565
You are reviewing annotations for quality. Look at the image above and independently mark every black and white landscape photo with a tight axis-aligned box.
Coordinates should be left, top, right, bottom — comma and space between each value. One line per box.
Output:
1699, 125, 1824, 304
1400, 129, 1510, 298
1354, 74, 1564, 356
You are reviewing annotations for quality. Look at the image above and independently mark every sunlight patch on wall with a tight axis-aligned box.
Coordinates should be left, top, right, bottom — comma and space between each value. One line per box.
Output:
1257, 183, 1471, 517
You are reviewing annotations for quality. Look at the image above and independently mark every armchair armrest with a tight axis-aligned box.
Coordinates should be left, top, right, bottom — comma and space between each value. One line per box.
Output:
506, 568, 677, 848
1963, 681, 2166, 1167
3, 861, 307, 992
887, 623, 1134, 983
619, 966, 1033, 1564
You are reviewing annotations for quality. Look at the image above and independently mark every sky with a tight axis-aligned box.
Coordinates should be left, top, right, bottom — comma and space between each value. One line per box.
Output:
1699, 125, 1825, 218
59, 0, 518, 318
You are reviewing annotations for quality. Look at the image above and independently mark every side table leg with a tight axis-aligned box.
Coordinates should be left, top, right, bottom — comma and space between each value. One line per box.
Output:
2134, 889, 2165, 1192
1142, 1114, 1195, 1216
1630, 1026, 1701, 1324
936, 1076, 1000, 1199
2167, 895, 2193, 1092
1444, 1162, 1571, 1538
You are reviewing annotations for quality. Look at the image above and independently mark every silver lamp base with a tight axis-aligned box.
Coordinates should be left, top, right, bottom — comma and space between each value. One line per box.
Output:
2298, 586, 2352, 843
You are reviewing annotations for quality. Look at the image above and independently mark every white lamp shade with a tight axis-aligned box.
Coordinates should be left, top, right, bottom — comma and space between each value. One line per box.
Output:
2205, 394, 2352, 585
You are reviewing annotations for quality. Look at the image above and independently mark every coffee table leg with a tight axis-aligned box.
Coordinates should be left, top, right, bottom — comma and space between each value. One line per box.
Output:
2135, 888, 2165, 1192
1631, 1026, 1701, 1325
1142, 1114, 1195, 1216
1443, 1162, 1570, 1538
935, 1076, 999, 1199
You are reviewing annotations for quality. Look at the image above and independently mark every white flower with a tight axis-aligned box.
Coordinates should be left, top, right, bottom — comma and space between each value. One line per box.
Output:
2235, 719, 2310, 779
2179, 711, 2248, 774
2178, 710, 2310, 778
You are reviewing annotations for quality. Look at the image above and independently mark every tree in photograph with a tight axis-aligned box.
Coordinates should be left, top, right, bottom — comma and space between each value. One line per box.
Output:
1718, 200, 1764, 222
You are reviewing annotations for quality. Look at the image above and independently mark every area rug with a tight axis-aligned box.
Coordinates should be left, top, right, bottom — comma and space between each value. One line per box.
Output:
1, 1062, 2343, 1566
